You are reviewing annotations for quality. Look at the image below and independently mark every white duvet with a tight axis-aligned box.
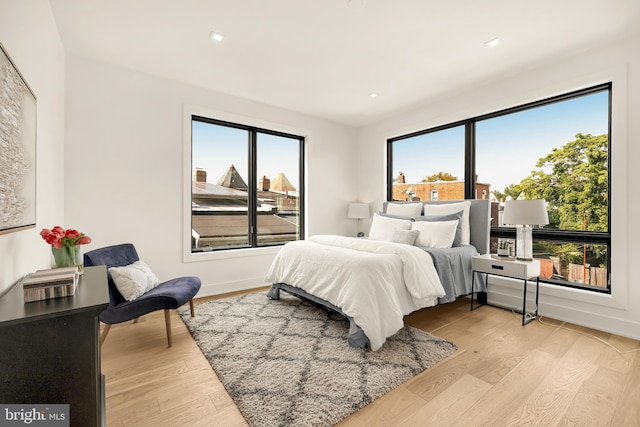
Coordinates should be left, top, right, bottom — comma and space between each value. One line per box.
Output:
264, 235, 446, 350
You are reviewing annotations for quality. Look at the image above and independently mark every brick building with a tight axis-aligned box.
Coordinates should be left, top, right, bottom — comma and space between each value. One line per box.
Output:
392, 172, 491, 202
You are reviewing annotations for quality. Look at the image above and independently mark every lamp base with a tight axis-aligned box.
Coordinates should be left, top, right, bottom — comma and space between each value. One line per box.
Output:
515, 226, 534, 261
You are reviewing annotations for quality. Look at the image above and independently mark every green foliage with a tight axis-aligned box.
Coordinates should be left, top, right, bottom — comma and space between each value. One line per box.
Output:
421, 171, 458, 182
492, 185, 525, 203
507, 133, 608, 268
492, 190, 505, 202
517, 133, 608, 232
502, 184, 524, 201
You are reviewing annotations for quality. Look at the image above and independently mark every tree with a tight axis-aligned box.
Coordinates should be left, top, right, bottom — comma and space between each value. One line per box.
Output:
492, 190, 505, 202
512, 133, 608, 267
503, 184, 524, 201
421, 171, 458, 182
491, 185, 522, 203
516, 133, 607, 231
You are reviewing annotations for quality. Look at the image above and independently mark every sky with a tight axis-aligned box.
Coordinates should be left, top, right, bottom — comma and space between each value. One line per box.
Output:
192, 121, 300, 189
192, 89, 608, 195
393, 90, 609, 193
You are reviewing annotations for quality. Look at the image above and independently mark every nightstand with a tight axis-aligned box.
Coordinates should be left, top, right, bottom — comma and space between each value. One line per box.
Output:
471, 254, 541, 325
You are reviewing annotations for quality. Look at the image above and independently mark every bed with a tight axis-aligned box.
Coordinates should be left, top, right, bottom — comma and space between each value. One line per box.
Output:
265, 199, 491, 351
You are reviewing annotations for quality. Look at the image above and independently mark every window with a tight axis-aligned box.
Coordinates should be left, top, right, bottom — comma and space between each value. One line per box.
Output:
388, 125, 466, 202
430, 190, 439, 201
191, 116, 304, 252
387, 83, 611, 292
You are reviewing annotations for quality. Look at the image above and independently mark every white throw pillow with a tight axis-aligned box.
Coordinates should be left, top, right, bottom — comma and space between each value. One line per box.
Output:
368, 212, 412, 241
422, 201, 471, 245
109, 260, 160, 301
385, 202, 423, 219
411, 220, 459, 248
414, 210, 464, 247
390, 229, 420, 245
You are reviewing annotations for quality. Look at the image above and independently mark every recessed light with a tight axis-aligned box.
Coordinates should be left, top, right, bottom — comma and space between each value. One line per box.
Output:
485, 38, 501, 47
369, 93, 378, 98
209, 31, 224, 42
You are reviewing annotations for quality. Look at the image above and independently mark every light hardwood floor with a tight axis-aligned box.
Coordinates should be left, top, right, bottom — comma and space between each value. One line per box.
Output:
101, 289, 640, 426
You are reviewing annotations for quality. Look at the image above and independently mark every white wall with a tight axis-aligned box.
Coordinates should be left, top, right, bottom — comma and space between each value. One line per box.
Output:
0, 1, 66, 294
357, 34, 640, 340
64, 55, 358, 296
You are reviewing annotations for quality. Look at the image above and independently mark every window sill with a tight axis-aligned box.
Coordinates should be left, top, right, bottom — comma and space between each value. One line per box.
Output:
183, 245, 282, 263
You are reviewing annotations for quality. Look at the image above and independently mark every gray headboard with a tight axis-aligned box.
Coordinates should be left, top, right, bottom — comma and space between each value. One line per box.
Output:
382, 199, 491, 254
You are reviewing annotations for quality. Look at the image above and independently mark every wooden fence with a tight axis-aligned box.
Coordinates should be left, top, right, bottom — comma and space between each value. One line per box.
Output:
538, 259, 554, 279
568, 263, 608, 287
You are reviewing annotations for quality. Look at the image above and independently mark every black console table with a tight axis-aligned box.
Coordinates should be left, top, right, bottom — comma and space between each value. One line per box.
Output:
0, 265, 109, 427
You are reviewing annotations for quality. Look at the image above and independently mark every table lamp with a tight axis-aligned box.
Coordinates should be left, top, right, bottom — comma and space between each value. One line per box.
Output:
502, 199, 549, 261
348, 202, 370, 237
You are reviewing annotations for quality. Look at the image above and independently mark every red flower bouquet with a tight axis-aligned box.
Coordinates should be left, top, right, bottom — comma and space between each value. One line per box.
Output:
40, 226, 92, 248
40, 226, 92, 272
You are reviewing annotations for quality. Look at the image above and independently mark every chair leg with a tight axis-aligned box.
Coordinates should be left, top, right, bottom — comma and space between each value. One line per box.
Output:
100, 324, 111, 348
189, 299, 195, 317
164, 309, 172, 347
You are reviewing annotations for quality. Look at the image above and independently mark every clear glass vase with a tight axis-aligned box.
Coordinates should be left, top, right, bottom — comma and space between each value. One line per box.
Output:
51, 245, 84, 274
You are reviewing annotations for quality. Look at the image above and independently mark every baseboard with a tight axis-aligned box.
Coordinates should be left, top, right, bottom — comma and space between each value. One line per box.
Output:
197, 277, 269, 298
487, 277, 640, 341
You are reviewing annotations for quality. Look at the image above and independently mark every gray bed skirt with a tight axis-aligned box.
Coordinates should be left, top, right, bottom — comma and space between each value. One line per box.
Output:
266, 282, 370, 349
266, 278, 485, 350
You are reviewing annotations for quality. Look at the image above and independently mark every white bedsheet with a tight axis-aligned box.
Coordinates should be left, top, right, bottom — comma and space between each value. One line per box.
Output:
264, 235, 446, 350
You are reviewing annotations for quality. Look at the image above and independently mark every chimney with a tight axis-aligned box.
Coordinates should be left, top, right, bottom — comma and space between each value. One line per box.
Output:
398, 172, 405, 184
259, 175, 271, 191
194, 168, 207, 183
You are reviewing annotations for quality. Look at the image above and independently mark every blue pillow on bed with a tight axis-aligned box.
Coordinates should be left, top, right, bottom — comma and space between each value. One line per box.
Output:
414, 210, 464, 247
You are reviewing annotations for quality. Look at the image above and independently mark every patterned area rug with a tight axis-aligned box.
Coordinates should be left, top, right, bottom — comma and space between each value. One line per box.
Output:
178, 292, 456, 427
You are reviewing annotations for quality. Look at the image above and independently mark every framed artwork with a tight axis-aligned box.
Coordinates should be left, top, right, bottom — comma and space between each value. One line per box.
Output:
0, 41, 37, 235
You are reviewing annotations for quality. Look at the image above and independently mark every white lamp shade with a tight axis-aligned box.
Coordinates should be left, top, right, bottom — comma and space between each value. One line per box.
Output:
348, 203, 370, 219
503, 199, 549, 226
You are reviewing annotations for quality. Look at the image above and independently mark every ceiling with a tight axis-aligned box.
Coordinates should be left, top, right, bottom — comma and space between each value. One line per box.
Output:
49, 0, 639, 127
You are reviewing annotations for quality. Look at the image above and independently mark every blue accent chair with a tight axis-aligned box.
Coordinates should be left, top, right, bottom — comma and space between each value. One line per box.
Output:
84, 243, 201, 348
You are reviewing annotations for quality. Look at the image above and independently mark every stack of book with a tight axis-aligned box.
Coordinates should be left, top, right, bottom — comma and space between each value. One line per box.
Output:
22, 267, 79, 303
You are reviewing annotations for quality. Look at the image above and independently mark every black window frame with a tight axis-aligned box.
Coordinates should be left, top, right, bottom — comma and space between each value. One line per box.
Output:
191, 115, 305, 252
387, 83, 612, 293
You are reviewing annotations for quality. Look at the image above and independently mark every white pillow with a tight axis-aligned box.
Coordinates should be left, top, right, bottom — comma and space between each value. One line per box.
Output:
109, 260, 160, 301
368, 212, 412, 241
422, 201, 471, 245
411, 220, 459, 248
385, 202, 423, 219
390, 229, 420, 245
